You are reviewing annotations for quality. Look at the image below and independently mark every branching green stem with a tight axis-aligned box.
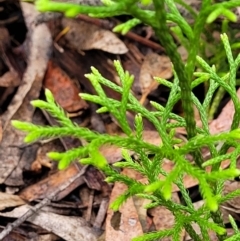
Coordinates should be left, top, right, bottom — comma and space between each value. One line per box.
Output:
14, 1, 240, 241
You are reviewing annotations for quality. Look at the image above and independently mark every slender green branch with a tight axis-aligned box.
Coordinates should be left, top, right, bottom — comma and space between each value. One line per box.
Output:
152, 0, 197, 139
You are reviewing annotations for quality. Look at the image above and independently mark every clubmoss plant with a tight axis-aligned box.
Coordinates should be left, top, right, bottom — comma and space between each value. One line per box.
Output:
14, 0, 240, 240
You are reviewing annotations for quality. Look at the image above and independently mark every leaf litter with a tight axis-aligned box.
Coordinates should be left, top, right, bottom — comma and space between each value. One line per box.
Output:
0, 1, 240, 241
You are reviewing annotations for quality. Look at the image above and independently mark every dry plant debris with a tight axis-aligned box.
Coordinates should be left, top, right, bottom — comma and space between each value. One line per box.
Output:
62, 18, 128, 54
0, 1, 240, 241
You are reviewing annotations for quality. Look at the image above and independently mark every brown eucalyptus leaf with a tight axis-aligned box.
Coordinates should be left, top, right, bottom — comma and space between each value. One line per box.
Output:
44, 61, 88, 113
62, 18, 128, 54
106, 169, 143, 241
132, 195, 151, 232
223, 181, 240, 210
209, 88, 240, 135
0, 192, 25, 211
139, 53, 172, 94
19, 164, 85, 202
0, 70, 20, 87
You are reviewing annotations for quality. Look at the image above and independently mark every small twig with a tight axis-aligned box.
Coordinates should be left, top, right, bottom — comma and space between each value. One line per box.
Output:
0, 165, 88, 240
0, 15, 19, 25
77, 14, 164, 51
86, 189, 94, 222
93, 197, 109, 230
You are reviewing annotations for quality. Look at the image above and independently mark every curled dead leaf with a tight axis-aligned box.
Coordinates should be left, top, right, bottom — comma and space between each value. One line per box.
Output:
139, 53, 172, 94
62, 18, 128, 54
44, 61, 88, 113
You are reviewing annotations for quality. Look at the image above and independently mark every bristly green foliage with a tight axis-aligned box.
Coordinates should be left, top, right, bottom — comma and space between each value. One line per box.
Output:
15, 0, 240, 240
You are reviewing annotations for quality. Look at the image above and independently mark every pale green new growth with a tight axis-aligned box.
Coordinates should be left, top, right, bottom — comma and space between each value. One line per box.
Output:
15, 0, 240, 240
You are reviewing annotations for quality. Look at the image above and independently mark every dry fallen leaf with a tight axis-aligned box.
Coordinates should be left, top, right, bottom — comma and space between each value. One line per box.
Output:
0, 192, 25, 211
30, 144, 54, 173
19, 164, 85, 202
139, 53, 172, 94
106, 183, 143, 241
0, 2, 52, 185
0, 69, 20, 87
0, 205, 98, 241
209, 88, 240, 135
62, 18, 128, 54
223, 181, 240, 211
44, 60, 88, 113
105, 169, 144, 241
132, 195, 151, 232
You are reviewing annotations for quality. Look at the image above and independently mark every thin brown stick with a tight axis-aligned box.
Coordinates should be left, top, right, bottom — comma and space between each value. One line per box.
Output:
77, 14, 165, 51
0, 165, 88, 240
93, 197, 109, 230
86, 189, 94, 222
